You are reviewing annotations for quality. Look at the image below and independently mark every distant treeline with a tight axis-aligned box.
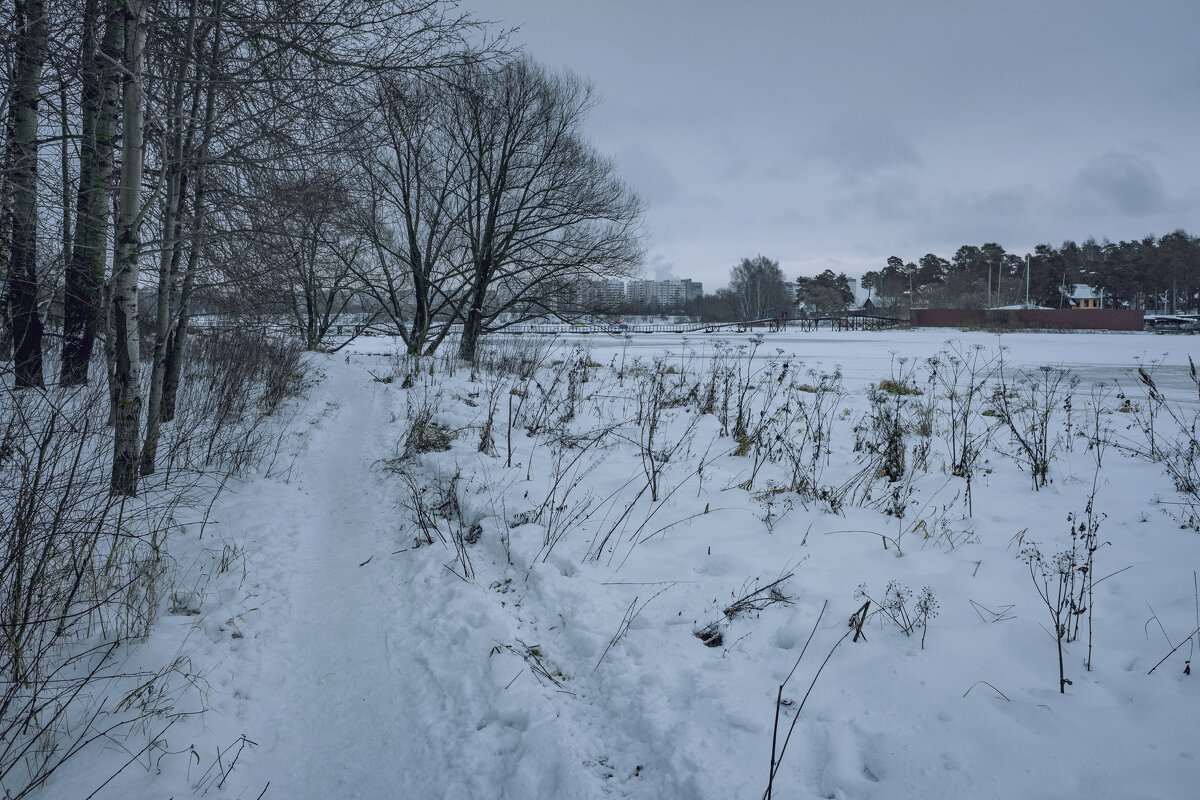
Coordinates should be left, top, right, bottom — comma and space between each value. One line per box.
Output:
862, 231, 1200, 313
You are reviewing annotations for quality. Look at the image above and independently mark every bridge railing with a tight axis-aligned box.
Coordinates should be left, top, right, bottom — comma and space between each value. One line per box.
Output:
188, 314, 909, 341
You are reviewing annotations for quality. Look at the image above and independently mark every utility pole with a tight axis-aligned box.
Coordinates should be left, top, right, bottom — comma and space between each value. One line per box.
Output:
1025, 254, 1030, 308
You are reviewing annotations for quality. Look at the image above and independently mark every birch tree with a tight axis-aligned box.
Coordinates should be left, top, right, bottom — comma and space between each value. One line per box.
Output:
729, 255, 788, 320
61, 0, 124, 386
0, 5, 15, 362
109, 0, 148, 496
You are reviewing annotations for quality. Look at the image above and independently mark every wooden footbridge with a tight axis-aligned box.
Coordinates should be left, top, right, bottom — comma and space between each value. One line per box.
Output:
493, 314, 908, 336
786, 314, 909, 332
189, 314, 909, 341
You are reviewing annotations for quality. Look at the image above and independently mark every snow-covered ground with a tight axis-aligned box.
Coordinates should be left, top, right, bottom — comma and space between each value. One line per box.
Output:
41, 328, 1200, 799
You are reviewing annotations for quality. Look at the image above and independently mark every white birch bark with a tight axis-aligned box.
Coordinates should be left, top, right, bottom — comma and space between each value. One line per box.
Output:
109, 0, 148, 496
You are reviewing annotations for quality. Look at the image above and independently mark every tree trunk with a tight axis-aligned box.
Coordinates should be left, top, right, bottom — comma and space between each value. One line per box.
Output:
62, 0, 124, 386
59, 83, 72, 313
404, 204, 430, 355
406, 266, 429, 355
163, 14, 220, 424
142, 0, 199, 475
140, 161, 187, 475
0, 80, 14, 363
109, 1, 148, 496
457, 297, 484, 363
161, 202, 203, 424
7, 0, 49, 390
457, 265, 489, 363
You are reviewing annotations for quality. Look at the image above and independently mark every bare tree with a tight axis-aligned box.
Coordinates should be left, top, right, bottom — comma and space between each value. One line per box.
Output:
140, 0, 224, 475
448, 57, 643, 363
729, 255, 788, 321
242, 165, 367, 350
1, 0, 501, 483
140, 0, 495, 471
350, 72, 471, 356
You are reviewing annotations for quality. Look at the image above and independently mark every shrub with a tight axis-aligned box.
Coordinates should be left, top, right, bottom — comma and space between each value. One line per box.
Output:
405, 421, 455, 455
877, 378, 922, 396
1, 328, 305, 796
854, 581, 939, 648
991, 363, 1078, 491
402, 390, 456, 457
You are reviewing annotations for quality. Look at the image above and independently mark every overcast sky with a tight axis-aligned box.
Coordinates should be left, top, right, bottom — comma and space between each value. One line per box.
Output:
460, 0, 1200, 288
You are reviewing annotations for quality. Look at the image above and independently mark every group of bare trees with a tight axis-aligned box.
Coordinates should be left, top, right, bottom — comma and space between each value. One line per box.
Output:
227, 46, 645, 364
334, 59, 643, 361
684, 255, 793, 322
1, 0, 642, 496
0, 5, 640, 792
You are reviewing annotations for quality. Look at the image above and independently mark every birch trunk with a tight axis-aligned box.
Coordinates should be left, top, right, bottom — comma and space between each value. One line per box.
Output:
62, 0, 124, 386
0, 82, 13, 362
109, 0, 148, 496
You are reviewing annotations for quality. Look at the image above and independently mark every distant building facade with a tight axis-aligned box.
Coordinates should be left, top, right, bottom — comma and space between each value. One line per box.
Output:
1070, 284, 1103, 309
590, 277, 703, 312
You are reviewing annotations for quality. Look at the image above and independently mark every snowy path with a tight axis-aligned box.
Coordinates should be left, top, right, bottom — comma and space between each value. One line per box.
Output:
233, 363, 427, 797
176, 360, 467, 798
205, 361, 608, 799
36, 358, 621, 800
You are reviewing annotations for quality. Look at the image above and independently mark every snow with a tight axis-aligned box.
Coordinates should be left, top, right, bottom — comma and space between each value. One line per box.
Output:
37, 328, 1200, 799
989, 304, 1052, 310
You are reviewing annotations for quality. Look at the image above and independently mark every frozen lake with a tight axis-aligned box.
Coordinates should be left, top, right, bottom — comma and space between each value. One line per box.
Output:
486, 327, 1200, 399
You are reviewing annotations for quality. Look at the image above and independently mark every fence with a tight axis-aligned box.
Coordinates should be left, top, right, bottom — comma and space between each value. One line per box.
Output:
909, 308, 1144, 331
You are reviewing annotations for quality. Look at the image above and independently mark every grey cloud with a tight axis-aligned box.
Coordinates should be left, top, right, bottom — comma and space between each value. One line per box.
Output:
806, 116, 923, 179
617, 143, 681, 206
931, 187, 1038, 246
470, 0, 1200, 287
1074, 152, 1166, 215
